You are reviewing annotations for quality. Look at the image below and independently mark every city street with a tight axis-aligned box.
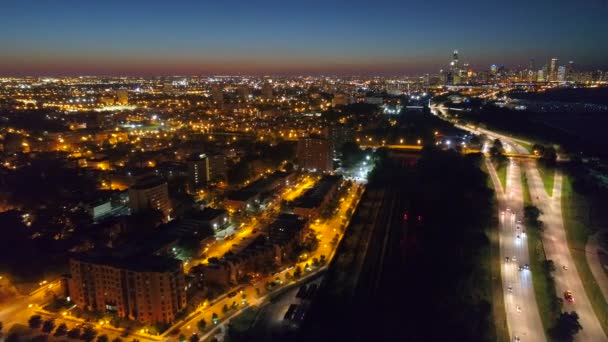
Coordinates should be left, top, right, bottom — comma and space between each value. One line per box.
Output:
0, 280, 62, 330
186, 175, 319, 272
487, 158, 546, 341
162, 181, 363, 341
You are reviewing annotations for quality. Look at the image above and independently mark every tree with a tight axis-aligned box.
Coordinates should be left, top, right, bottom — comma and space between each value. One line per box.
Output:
549, 311, 583, 341
6, 333, 20, 342
469, 135, 482, 148
543, 259, 557, 273
178, 334, 186, 342
97, 335, 109, 342
81, 327, 98, 341
524, 205, 542, 228
28, 315, 42, 329
212, 312, 219, 324
222, 304, 229, 314
294, 266, 302, 278
67, 328, 81, 339
189, 334, 199, 342
111, 338, 123, 342
489, 139, 507, 166
283, 162, 294, 172
339, 141, 365, 168
41, 319, 55, 333
197, 319, 207, 332
320, 254, 327, 264
54, 323, 68, 336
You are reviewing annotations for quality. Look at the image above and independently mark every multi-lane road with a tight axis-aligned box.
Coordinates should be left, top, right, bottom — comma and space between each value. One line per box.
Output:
469, 123, 608, 341
0, 280, 62, 329
488, 157, 546, 341
526, 162, 607, 341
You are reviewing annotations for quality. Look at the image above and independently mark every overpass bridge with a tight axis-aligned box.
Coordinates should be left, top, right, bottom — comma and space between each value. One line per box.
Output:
359, 144, 540, 159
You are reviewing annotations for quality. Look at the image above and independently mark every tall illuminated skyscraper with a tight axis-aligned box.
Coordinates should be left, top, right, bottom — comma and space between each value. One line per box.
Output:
549, 58, 558, 82
566, 61, 575, 81
557, 66, 566, 82
452, 50, 459, 69
448, 50, 460, 85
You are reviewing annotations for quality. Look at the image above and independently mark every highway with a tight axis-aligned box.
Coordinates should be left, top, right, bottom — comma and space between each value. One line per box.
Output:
487, 157, 546, 341
461, 120, 608, 341
525, 162, 608, 341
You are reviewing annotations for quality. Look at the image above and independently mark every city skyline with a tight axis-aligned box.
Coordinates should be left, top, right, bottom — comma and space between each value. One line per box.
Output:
2, 0, 608, 76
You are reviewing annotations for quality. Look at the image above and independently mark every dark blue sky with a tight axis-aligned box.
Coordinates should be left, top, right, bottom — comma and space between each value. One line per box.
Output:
1, 0, 607, 76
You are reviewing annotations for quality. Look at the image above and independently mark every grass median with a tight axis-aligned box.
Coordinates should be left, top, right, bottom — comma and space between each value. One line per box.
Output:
536, 162, 555, 197
496, 163, 507, 191
561, 175, 608, 335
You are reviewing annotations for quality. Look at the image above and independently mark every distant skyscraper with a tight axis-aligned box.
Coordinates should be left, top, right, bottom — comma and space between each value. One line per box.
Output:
452, 50, 459, 69
537, 69, 546, 82
566, 61, 575, 81
549, 58, 558, 82
449, 50, 461, 85
528, 58, 536, 72
557, 66, 566, 82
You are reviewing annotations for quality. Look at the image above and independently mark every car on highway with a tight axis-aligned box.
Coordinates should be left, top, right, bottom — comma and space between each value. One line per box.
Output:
505, 256, 510, 263
514, 336, 520, 342
524, 263, 529, 270
564, 290, 574, 303
518, 265, 524, 271
512, 256, 517, 262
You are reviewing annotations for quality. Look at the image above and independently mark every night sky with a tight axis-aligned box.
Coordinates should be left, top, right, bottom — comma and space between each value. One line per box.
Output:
1, 0, 607, 76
